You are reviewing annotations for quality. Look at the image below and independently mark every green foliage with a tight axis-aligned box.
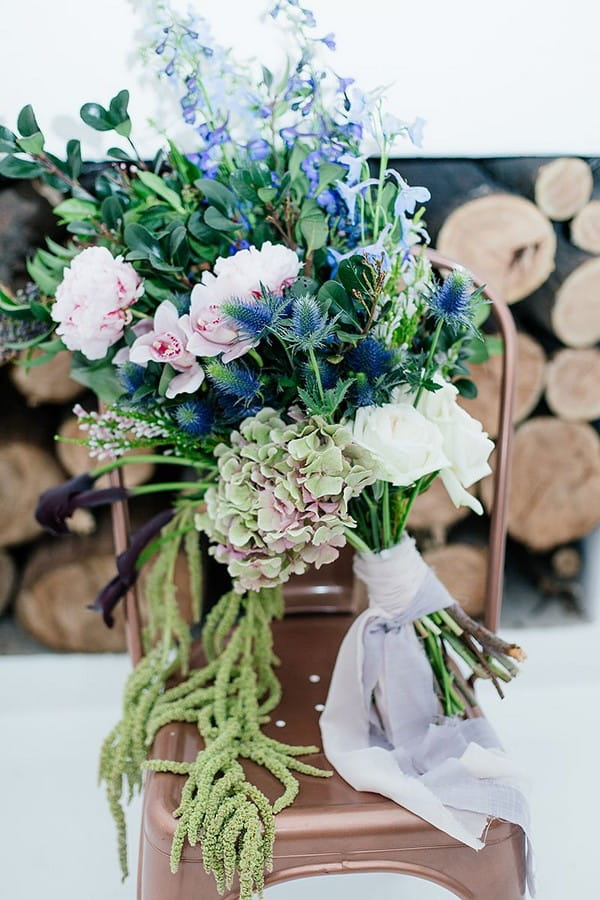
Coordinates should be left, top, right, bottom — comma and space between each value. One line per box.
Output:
80, 89, 132, 137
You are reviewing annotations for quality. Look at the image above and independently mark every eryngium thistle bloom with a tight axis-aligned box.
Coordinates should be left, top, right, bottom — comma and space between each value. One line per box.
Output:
347, 337, 394, 379
428, 268, 473, 326
196, 409, 375, 592
174, 400, 214, 437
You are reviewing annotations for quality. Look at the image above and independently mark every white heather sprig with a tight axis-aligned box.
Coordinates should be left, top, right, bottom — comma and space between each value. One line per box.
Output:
73, 404, 170, 459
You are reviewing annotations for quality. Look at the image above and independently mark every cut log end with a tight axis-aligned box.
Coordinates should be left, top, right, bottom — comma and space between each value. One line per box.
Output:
545, 348, 600, 422
423, 544, 488, 618
459, 332, 546, 437
534, 158, 593, 221
571, 201, 600, 255
16, 538, 127, 652
0, 550, 16, 615
438, 194, 556, 303
481, 418, 600, 551
0, 441, 64, 546
551, 257, 600, 348
407, 477, 470, 545
10, 350, 84, 406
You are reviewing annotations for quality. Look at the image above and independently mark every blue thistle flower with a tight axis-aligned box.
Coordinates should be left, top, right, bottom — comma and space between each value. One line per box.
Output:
429, 268, 474, 326
207, 361, 261, 403
174, 401, 214, 437
117, 362, 146, 396
285, 295, 332, 350
221, 294, 285, 340
347, 338, 394, 380
354, 375, 375, 407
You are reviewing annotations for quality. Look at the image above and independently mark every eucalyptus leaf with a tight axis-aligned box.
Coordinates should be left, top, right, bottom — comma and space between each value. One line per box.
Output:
70, 361, 124, 404
204, 206, 239, 233
195, 178, 236, 213
107, 146, 132, 161
101, 196, 125, 229
80, 102, 113, 132
0, 156, 45, 179
454, 378, 478, 399
66, 139, 82, 179
0, 125, 17, 153
124, 222, 164, 260
138, 170, 185, 213
16, 132, 44, 155
54, 197, 99, 220
17, 104, 41, 137
26, 257, 60, 295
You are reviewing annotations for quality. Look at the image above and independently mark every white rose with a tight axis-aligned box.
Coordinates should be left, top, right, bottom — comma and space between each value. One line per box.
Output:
52, 247, 143, 360
416, 377, 494, 514
350, 404, 449, 487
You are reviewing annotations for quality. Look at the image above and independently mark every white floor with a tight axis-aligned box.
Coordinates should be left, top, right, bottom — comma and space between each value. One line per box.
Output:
1, 618, 599, 900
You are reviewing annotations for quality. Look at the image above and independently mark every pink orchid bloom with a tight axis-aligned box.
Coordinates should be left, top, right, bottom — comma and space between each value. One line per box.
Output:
129, 300, 204, 399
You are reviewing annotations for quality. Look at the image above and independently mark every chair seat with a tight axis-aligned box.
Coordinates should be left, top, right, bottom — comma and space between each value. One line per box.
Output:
139, 614, 527, 900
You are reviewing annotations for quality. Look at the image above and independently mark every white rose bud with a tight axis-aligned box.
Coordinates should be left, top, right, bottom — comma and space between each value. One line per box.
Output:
350, 404, 449, 487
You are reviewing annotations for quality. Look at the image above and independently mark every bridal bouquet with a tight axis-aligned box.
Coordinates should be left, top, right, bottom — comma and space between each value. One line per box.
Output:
1, 2, 527, 897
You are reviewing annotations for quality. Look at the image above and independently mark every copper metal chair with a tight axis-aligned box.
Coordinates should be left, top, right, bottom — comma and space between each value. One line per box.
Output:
110, 248, 525, 899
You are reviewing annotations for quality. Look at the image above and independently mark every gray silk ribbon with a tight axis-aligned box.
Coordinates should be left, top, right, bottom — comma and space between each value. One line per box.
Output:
320, 537, 535, 895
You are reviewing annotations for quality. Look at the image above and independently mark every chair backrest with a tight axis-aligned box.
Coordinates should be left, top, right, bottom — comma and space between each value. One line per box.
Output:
108, 247, 517, 666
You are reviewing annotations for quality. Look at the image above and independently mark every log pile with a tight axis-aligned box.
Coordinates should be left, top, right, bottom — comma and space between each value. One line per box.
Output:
401, 157, 600, 613
2, 159, 599, 649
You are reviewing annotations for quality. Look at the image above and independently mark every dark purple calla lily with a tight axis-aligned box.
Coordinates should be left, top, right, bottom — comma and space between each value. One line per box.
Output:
35, 473, 128, 536
90, 508, 175, 627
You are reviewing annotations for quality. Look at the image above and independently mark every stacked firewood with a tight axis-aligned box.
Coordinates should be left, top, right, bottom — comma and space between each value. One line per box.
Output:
1, 160, 599, 651
398, 157, 600, 613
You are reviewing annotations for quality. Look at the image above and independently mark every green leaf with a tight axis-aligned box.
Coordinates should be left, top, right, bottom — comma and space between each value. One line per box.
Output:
315, 162, 346, 197
54, 197, 99, 221
66, 139, 82, 179
80, 102, 113, 132
108, 90, 130, 122
195, 178, 236, 213
158, 363, 176, 397
454, 378, 478, 399
66, 220, 99, 236
204, 206, 239, 233
124, 222, 164, 260
26, 256, 61, 295
137, 170, 185, 213
0, 155, 45, 179
257, 186, 277, 204
107, 146, 131, 161
16, 133, 44, 155
36, 249, 67, 273
261, 65, 274, 89
0, 125, 17, 153
485, 335, 504, 356
114, 119, 132, 139
299, 202, 328, 252
45, 238, 77, 260
17, 104, 41, 137
169, 224, 187, 259
101, 196, 124, 229
70, 360, 123, 404
187, 211, 217, 242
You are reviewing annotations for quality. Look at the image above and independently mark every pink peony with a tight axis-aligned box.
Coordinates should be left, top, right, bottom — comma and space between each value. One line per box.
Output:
181, 241, 300, 361
129, 300, 204, 399
52, 247, 144, 360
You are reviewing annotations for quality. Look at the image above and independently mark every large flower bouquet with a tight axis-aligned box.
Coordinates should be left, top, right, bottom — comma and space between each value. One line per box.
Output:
1, 2, 526, 897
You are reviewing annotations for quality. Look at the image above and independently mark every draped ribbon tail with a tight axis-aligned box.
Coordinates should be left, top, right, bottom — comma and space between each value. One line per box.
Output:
319, 537, 535, 896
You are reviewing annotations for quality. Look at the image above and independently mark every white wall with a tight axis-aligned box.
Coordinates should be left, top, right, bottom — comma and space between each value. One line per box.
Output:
1, 0, 599, 159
